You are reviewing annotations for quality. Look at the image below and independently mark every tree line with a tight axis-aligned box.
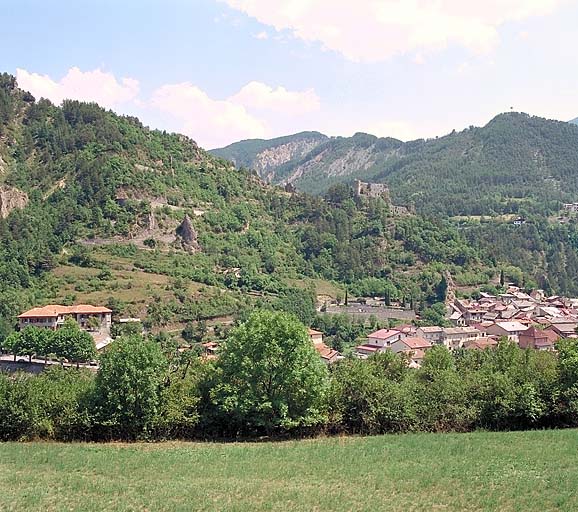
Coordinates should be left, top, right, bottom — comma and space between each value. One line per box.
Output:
1, 310, 578, 441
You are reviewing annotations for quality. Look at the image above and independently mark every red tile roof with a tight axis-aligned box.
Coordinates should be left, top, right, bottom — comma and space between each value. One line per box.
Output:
399, 337, 431, 349
315, 343, 341, 361
18, 304, 112, 319
367, 329, 400, 340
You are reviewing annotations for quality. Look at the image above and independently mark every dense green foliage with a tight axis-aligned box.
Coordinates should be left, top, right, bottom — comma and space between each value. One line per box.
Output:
1, 321, 96, 364
0, 73, 498, 333
2, 310, 578, 441
209, 310, 328, 433
94, 335, 168, 438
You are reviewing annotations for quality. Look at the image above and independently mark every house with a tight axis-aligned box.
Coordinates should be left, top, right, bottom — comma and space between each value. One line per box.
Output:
441, 326, 482, 349
449, 310, 465, 326
308, 328, 324, 345
366, 329, 403, 348
201, 341, 220, 360
485, 321, 528, 343
550, 323, 578, 339
309, 328, 342, 364
453, 299, 485, 324
395, 324, 418, 337
518, 327, 558, 351
464, 338, 499, 351
355, 329, 404, 358
18, 304, 112, 332
563, 202, 578, 212
416, 326, 444, 345
354, 344, 382, 359
315, 344, 342, 364
390, 336, 432, 354
402, 349, 427, 368
530, 289, 545, 302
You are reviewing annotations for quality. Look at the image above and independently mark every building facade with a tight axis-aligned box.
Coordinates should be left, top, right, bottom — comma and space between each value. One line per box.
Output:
18, 305, 112, 332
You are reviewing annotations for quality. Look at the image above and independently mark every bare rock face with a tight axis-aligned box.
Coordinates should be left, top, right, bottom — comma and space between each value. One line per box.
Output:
253, 138, 323, 181
0, 185, 28, 219
177, 215, 200, 252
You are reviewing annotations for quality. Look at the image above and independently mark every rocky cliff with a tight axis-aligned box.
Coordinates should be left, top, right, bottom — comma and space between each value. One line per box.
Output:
210, 131, 328, 182
0, 185, 28, 218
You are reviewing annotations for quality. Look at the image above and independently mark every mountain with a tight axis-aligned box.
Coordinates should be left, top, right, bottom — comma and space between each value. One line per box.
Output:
4, 71, 578, 336
210, 131, 328, 182
570, 117, 578, 125
0, 72, 491, 333
216, 114, 578, 216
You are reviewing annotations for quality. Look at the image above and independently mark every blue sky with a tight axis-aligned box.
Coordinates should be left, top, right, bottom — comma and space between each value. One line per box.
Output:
3, 0, 578, 148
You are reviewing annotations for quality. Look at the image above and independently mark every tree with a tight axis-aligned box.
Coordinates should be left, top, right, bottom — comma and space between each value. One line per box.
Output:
211, 310, 328, 434
181, 320, 207, 343
50, 319, 96, 365
557, 338, 578, 389
1, 332, 21, 361
11, 327, 49, 362
20, 327, 51, 362
420, 302, 449, 327
94, 335, 167, 438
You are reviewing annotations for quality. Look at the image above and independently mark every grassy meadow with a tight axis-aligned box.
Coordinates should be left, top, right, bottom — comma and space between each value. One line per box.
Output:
1, 429, 577, 511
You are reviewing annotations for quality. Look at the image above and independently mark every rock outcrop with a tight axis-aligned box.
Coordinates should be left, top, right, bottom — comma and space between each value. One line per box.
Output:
0, 185, 28, 219
177, 215, 200, 252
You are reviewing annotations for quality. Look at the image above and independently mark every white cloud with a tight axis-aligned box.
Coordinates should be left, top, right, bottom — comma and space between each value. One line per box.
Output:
16, 67, 139, 109
230, 81, 320, 114
221, 0, 564, 62
254, 30, 269, 39
14, 67, 324, 148
150, 82, 267, 148
150, 81, 320, 147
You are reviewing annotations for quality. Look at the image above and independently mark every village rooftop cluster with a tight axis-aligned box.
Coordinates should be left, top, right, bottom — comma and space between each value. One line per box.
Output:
352, 285, 576, 367
6, 283, 578, 370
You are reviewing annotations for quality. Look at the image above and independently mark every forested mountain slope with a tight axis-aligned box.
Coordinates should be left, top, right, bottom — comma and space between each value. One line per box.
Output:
0, 73, 489, 334
216, 114, 578, 216
4, 72, 578, 337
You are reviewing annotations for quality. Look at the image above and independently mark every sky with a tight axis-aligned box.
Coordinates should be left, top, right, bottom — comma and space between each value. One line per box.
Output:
3, 0, 578, 149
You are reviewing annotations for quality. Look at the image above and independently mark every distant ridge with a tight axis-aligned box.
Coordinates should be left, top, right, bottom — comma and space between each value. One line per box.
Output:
213, 113, 578, 216
210, 131, 328, 183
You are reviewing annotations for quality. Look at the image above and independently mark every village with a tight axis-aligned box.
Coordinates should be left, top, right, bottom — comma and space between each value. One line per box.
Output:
2, 283, 577, 372
350, 285, 577, 366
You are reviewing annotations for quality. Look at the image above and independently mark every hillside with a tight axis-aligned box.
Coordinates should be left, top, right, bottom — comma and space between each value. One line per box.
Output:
2, 430, 578, 511
0, 73, 493, 334
570, 117, 578, 125
216, 114, 578, 216
5, 71, 578, 336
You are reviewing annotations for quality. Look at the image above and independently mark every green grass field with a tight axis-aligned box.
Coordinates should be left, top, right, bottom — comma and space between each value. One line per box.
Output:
1, 430, 577, 512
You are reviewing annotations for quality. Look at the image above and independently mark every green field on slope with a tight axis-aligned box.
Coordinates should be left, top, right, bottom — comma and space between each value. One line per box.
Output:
1, 430, 577, 512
